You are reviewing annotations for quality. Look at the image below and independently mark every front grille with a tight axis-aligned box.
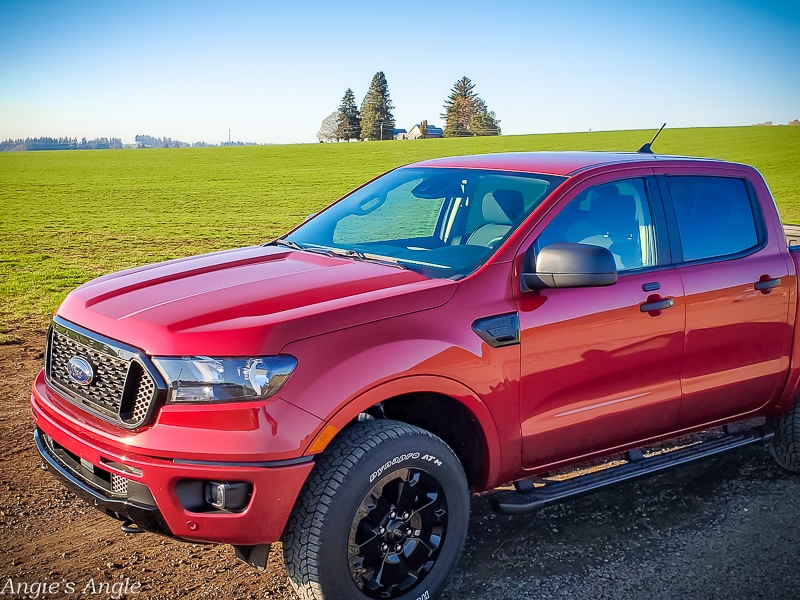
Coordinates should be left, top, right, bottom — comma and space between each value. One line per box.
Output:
49, 330, 128, 417
46, 319, 162, 429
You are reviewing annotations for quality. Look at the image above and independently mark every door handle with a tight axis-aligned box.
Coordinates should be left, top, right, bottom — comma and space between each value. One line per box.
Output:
640, 298, 674, 313
754, 278, 780, 291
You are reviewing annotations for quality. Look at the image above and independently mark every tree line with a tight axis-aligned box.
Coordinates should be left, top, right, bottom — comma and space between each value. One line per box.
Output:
134, 135, 261, 148
134, 135, 190, 149
318, 74, 501, 142
0, 135, 265, 151
0, 137, 123, 151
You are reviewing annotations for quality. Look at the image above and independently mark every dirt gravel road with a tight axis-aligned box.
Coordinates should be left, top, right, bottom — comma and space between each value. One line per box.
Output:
2, 330, 799, 599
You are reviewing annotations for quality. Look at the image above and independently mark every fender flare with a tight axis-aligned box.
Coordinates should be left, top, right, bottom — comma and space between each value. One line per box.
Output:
302, 374, 503, 490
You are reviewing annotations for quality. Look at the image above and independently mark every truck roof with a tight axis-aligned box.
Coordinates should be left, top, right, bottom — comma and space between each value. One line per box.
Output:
411, 151, 726, 177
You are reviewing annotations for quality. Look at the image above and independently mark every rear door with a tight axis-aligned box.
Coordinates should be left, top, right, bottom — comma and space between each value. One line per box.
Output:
657, 168, 793, 426
516, 171, 686, 469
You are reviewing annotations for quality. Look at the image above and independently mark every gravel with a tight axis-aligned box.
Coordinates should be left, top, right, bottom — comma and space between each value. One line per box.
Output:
441, 446, 800, 599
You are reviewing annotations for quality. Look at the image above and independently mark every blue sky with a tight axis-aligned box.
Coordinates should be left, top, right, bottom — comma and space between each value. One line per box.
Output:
1, 0, 798, 144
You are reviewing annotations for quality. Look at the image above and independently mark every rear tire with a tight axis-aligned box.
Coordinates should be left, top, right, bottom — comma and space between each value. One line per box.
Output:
283, 419, 469, 600
770, 396, 800, 472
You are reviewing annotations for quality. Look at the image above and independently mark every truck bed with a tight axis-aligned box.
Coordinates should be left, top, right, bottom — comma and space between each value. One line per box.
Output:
784, 223, 800, 247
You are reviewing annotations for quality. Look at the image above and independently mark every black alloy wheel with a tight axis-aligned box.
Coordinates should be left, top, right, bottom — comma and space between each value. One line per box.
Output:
348, 467, 448, 597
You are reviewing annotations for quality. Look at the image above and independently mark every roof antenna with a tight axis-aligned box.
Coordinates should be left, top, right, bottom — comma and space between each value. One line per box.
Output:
637, 123, 666, 154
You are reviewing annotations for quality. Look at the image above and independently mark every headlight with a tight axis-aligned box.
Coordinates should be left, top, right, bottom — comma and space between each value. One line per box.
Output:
152, 356, 297, 404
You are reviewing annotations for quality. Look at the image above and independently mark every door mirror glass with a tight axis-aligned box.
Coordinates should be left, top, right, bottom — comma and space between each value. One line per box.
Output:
522, 242, 618, 291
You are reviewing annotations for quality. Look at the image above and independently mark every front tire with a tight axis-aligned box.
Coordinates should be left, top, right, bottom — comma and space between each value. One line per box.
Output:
283, 419, 469, 600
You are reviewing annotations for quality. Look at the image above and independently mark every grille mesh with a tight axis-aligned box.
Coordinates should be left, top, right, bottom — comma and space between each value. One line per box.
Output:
50, 331, 128, 416
130, 368, 156, 424
47, 323, 158, 428
110, 473, 129, 496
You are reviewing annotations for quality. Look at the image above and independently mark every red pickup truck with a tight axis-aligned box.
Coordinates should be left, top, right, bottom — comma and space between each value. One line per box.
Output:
32, 151, 800, 600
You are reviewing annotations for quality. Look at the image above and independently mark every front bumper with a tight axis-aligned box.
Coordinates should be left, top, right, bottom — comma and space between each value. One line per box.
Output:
35, 429, 172, 535
31, 372, 316, 545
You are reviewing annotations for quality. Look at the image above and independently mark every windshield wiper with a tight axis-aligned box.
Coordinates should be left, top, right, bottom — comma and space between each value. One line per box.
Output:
346, 250, 408, 270
271, 238, 305, 251
303, 245, 407, 270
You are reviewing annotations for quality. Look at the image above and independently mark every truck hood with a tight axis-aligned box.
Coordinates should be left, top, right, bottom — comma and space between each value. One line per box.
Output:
57, 246, 455, 356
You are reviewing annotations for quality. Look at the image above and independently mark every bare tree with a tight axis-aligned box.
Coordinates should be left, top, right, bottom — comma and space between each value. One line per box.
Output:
317, 111, 341, 142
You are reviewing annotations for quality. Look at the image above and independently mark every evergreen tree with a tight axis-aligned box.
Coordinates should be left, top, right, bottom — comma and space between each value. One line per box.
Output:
336, 88, 361, 141
470, 110, 501, 136
360, 72, 395, 141
441, 76, 501, 137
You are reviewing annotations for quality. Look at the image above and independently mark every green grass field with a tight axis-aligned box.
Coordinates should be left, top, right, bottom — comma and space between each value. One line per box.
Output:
1, 125, 799, 336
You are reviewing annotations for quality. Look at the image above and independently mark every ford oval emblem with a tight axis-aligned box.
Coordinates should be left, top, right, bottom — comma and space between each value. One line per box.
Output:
66, 357, 94, 386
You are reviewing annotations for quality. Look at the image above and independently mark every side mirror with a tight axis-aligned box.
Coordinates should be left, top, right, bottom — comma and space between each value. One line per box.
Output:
521, 242, 618, 291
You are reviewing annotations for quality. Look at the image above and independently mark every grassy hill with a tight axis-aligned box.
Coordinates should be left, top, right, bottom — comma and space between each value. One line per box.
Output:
1, 125, 799, 332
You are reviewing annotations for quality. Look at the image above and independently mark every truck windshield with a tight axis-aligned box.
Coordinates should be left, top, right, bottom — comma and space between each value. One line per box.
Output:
281, 167, 565, 279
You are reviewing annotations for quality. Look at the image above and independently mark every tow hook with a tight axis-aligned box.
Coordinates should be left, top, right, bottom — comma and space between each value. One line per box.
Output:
121, 520, 146, 535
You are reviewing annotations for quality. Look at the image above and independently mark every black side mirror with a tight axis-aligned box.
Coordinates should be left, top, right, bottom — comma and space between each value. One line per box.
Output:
521, 242, 618, 291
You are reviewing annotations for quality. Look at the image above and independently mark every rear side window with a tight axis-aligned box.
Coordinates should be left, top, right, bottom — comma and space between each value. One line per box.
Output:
666, 176, 760, 262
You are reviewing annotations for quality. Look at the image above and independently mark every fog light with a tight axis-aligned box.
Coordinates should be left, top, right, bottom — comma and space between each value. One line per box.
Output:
204, 481, 251, 511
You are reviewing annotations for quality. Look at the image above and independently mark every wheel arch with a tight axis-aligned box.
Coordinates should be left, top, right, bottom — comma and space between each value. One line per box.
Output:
304, 375, 502, 491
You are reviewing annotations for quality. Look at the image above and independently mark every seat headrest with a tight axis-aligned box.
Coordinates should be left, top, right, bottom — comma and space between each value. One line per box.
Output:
589, 186, 636, 230
482, 189, 524, 225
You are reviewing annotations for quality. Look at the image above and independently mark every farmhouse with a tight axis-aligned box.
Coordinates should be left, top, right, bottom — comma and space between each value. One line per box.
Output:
407, 123, 444, 139
395, 123, 444, 140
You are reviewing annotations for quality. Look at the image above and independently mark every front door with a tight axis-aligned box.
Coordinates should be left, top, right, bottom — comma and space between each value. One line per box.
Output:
517, 175, 686, 469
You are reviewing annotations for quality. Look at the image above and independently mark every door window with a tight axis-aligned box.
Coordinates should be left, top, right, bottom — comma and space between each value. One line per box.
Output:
535, 178, 657, 271
665, 176, 760, 262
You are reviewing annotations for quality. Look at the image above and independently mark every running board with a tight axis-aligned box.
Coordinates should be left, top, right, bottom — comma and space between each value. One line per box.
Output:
492, 426, 774, 515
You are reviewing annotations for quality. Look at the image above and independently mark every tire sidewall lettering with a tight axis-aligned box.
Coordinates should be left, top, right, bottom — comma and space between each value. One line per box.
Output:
369, 452, 444, 482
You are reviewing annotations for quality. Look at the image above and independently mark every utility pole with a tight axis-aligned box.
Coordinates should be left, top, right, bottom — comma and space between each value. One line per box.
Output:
228, 129, 231, 145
